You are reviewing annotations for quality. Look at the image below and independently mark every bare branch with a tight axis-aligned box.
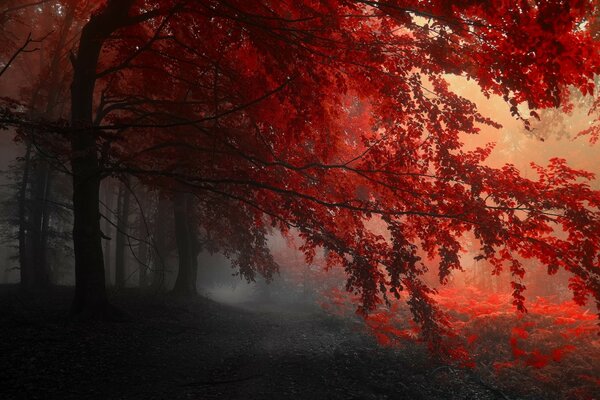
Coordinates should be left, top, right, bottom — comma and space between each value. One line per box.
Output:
0, 32, 38, 78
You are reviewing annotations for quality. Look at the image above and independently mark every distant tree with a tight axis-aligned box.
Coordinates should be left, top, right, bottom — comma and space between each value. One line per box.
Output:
150, 191, 172, 292
114, 177, 132, 289
0, 150, 73, 288
0, 0, 93, 292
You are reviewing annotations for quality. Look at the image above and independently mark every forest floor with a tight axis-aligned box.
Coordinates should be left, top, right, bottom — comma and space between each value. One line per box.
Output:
0, 285, 557, 400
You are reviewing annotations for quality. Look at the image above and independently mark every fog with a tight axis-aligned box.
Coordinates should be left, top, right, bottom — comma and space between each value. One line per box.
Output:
0, 78, 597, 301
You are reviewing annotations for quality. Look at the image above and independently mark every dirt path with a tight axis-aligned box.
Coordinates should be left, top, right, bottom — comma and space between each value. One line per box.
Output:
0, 287, 509, 400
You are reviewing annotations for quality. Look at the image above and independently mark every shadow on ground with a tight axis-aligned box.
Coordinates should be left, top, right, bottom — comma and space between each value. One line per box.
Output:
0, 285, 513, 399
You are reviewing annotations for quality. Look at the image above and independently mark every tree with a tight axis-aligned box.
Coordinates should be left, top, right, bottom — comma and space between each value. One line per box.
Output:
114, 177, 131, 289
171, 192, 199, 296
150, 191, 172, 291
1, 1, 600, 337
68, 0, 148, 317
0, 0, 88, 292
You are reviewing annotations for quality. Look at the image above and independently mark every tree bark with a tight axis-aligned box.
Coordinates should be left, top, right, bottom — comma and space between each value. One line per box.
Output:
151, 193, 170, 291
187, 194, 200, 292
114, 178, 131, 289
18, 144, 33, 292
30, 159, 51, 289
136, 188, 151, 289
101, 179, 116, 286
171, 193, 198, 296
138, 237, 149, 288
39, 165, 52, 279
69, 0, 134, 317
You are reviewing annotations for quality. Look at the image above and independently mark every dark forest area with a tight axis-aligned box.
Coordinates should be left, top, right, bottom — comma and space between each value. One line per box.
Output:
1, 1, 600, 399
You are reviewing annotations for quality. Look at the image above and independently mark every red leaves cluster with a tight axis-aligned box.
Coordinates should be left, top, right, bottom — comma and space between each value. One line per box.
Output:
319, 284, 600, 398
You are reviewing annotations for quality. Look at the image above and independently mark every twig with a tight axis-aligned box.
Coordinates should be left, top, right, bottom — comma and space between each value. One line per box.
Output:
0, 32, 49, 78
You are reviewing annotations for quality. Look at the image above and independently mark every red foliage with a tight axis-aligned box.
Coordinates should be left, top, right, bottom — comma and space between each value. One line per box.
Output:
86, 0, 600, 340
2, 0, 600, 355
320, 284, 600, 398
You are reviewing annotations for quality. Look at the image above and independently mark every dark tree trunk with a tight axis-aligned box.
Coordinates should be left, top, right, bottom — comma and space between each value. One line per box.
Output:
18, 144, 33, 291
136, 188, 151, 289
187, 194, 200, 291
101, 179, 116, 286
69, 0, 134, 317
151, 193, 170, 291
171, 193, 198, 296
114, 179, 131, 289
70, 147, 106, 316
39, 166, 52, 277
138, 237, 149, 288
30, 159, 52, 289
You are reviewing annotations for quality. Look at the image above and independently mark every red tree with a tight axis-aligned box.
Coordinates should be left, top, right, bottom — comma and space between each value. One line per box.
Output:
1, 1, 600, 337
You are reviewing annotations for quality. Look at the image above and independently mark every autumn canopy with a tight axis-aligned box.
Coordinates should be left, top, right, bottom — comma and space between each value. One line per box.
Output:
1, 0, 600, 343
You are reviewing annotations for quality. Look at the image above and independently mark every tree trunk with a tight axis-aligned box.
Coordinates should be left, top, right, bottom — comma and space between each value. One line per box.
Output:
101, 179, 116, 286
138, 237, 149, 288
171, 193, 198, 296
39, 165, 52, 279
136, 188, 150, 289
18, 144, 33, 292
70, 148, 106, 316
114, 179, 131, 289
187, 194, 200, 291
30, 159, 52, 290
151, 193, 170, 291
69, 0, 134, 317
